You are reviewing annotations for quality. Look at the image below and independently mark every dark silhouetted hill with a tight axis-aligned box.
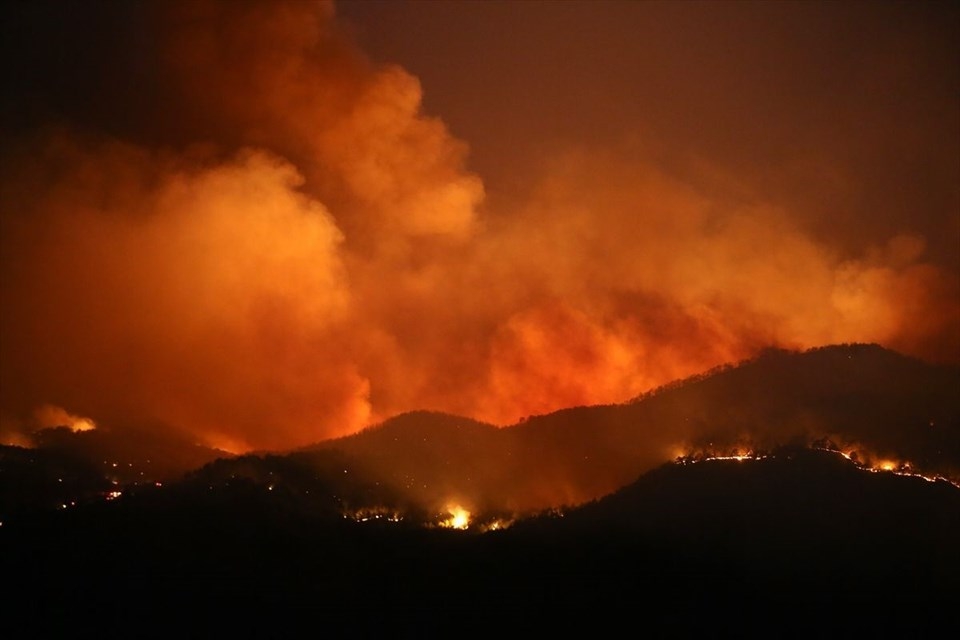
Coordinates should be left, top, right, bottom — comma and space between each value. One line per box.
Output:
6, 344, 956, 522
528, 446, 960, 584
3, 343, 957, 636
2, 446, 956, 636
0, 425, 229, 522
305, 344, 959, 513
306, 410, 511, 512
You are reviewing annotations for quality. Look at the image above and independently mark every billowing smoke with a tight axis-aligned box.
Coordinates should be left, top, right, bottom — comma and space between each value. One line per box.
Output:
1, 1, 956, 452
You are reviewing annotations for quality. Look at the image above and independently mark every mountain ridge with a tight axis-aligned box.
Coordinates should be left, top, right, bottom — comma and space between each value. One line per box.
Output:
304, 343, 959, 512
5, 343, 957, 519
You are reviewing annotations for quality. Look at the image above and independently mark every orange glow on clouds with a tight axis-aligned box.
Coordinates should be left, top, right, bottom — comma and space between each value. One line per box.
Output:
1, 1, 957, 452
34, 405, 96, 433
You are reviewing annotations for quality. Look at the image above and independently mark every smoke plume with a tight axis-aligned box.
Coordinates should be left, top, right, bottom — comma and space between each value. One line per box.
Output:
1, 1, 957, 451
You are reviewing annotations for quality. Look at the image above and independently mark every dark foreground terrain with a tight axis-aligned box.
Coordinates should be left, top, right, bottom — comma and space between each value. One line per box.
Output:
3, 345, 957, 635
3, 447, 957, 636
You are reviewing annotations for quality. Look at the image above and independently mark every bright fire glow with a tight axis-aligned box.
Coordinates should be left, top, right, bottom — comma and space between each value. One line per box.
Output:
33, 405, 96, 433
440, 505, 471, 530
674, 446, 766, 465
479, 518, 514, 532
674, 442, 959, 489
343, 506, 404, 523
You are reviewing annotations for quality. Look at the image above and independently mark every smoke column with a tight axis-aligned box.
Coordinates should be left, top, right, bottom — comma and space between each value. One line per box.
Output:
1, 1, 956, 451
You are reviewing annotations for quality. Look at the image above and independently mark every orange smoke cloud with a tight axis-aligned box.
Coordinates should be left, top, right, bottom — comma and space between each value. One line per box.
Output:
1, 1, 957, 451
34, 405, 96, 433
1, 136, 368, 450
159, 0, 483, 245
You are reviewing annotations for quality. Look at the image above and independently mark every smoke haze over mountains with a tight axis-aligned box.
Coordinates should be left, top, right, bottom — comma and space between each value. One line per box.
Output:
1, 1, 957, 452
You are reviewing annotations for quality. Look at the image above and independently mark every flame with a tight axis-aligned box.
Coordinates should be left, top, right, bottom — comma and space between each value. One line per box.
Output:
478, 518, 515, 532
344, 506, 404, 523
440, 505, 471, 530
876, 460, 898, 472
676, 441, 960, 489
673, 444, 767, 465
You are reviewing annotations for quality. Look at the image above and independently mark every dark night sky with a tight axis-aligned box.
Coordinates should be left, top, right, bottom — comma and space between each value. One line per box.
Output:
337, 0, 959, 266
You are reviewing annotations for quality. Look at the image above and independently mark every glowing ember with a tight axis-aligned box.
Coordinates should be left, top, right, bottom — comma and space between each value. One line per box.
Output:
673, 446, 768, 465
479, 518, 515, 532
676, 443, 960, 489
344, 506, 404, 523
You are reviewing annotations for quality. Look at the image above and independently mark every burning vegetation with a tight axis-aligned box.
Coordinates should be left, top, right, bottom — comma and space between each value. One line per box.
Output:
674, 443, 959, 489
2, 344, 957, 527
0, 3, 957, 629
1, 1, 958, 455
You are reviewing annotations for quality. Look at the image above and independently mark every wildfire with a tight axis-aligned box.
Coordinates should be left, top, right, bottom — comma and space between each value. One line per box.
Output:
857, 457, 957, 486
808, 442, 960, 486
673, 442, 959, 489
34, 405, 96, 433
478, 518, 515, 532
342, 506, 404, 524
440, 505, 471, 530
876, 460, 898, 472
673, 446, 767, 465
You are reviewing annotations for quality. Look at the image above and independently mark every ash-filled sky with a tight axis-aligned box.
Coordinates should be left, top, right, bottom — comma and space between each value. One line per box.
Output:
1, 1, 957, 452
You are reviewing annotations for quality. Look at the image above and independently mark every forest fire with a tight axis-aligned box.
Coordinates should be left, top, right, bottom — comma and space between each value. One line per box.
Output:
344, 506, 403, 524
858, 458, 956, 487
439, 505, 471, 530
674, 448, 767, 464
1, 0, 957, 455
33, 405, 96, 434
675, 444, 959, 489
0, 4, 956, 629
